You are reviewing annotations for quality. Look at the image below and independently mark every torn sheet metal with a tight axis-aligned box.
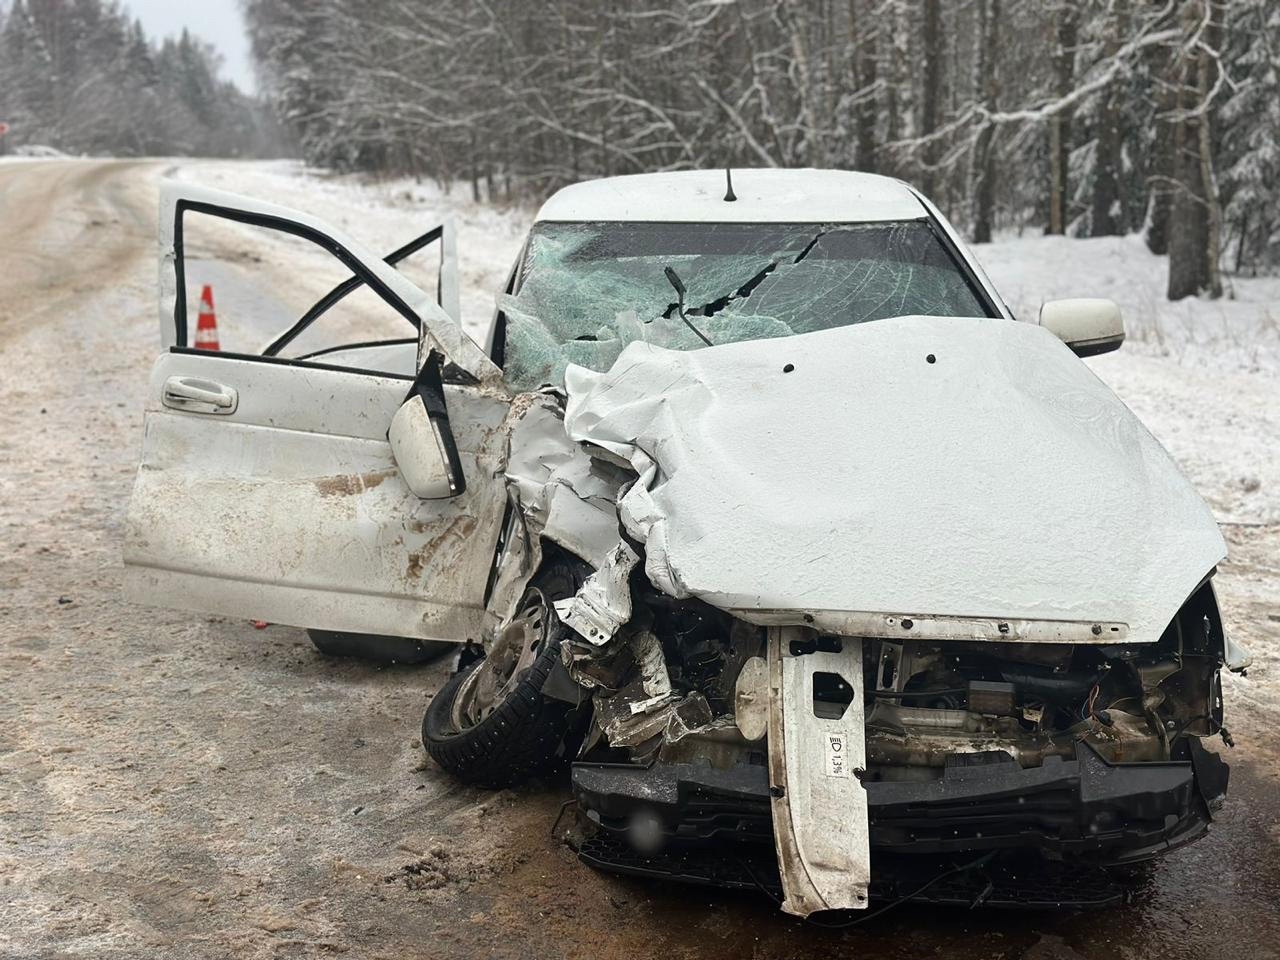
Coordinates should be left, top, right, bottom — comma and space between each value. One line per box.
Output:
629, 628, 672, 701
767, 627, 870, 916
555, 541, 639, 645
595, 686, 713, 749
503, 395, 624, 569
486, 393, 626, 634
562, 316, 1226, 645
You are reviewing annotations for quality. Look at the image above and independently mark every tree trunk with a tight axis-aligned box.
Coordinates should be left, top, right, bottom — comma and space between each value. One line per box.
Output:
1168, 0, 1223, 300
853, 1, 878, 172
919, 0, 941, 196
970, 0, 999, 243
972, 123, 995, 242
1090, 93, 1122, 235
469, 129, 480, 204
1089, 6, 1123, 237
1144, 60, 1177, 255
1046, 2, 1077, 235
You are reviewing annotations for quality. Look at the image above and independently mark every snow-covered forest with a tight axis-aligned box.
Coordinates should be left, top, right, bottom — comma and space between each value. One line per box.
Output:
0, 0, 276, 158
243, 0, 1280, 299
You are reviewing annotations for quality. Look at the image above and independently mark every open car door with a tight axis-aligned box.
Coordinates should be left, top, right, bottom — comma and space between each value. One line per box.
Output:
123, 184, 508, 642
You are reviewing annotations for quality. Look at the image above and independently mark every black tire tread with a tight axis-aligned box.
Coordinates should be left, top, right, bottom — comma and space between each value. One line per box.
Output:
422, 634, 583, 789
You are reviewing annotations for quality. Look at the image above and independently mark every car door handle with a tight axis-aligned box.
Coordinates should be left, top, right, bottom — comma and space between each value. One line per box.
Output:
162, 376, 238, 415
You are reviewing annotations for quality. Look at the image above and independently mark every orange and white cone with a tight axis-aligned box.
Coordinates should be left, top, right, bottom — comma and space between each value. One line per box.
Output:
194, 284, 220, 351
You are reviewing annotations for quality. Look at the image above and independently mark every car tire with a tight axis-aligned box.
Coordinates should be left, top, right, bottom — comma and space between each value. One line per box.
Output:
307, 630, 454, 665
421, 558, 588, 788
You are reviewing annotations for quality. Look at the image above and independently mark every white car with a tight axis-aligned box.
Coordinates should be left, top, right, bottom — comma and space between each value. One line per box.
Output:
125, 169, 1244, 916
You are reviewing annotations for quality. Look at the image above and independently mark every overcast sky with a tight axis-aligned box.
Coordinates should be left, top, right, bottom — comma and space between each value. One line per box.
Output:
125, 0, 256, 93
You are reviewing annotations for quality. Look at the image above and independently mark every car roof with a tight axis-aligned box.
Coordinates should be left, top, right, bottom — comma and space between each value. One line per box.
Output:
534, 168, 926, 224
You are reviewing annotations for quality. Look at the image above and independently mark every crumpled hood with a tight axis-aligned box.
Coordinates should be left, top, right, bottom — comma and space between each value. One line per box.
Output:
562, 315, 1225, 645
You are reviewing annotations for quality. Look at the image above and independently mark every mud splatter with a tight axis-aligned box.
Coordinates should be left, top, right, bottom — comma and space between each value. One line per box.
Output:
405, 514, 478, 581
314, 468, 396, 498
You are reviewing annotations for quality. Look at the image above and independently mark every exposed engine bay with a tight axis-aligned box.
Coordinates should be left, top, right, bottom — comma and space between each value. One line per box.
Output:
553, 568, 1235, 915
564, 575, 1232, 778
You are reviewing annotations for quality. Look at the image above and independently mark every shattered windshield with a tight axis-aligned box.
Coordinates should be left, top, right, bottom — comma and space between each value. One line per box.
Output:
500, 219, 992, 390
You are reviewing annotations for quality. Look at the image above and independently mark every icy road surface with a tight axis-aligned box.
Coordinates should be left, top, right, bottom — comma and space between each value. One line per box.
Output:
1, 158, 1278, 959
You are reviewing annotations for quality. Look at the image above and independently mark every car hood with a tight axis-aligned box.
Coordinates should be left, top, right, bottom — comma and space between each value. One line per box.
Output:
562, 315, 1226, 645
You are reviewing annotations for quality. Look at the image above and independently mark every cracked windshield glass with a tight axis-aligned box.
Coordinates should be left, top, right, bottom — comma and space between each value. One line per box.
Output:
500, 219, 991, 389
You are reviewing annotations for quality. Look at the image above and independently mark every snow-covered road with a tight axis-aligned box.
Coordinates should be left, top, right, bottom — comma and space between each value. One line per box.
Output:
1, 158, 1277, 959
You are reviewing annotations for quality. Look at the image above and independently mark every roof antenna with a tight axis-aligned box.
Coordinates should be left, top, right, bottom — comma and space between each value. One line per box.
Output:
724, 166, 737, 202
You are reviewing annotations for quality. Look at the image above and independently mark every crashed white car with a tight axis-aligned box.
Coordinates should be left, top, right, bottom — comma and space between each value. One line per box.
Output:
125, 169, 1244, 916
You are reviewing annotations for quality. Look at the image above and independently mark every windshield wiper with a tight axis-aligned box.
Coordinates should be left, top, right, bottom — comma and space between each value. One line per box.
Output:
663, 266, 714, 346
663, 229, 828, 323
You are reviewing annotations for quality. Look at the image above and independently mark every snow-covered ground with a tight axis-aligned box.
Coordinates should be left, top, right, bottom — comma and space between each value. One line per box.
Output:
982, 231, 1280, 376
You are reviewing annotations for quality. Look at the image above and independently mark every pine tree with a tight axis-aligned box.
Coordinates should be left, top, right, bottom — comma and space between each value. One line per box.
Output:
0, 0, 269, 158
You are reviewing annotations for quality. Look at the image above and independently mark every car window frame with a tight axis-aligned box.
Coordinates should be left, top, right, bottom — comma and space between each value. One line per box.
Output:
171, 198, 436, 360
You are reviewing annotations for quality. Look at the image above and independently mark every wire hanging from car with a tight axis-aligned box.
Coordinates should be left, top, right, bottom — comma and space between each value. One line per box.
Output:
549, 798, 579, 840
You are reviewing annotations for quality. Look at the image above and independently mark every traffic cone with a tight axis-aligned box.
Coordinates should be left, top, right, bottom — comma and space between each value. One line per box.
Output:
194, 284, 220, 351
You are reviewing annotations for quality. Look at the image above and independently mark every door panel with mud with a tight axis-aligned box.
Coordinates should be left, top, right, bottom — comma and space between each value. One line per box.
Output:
124, 350, 507, 642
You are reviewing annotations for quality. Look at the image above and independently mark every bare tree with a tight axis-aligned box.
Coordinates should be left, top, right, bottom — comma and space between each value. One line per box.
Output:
1088, 2, 1125, 236
970, 0, 1000, 242
919, 0, 942, 195
1047, 1, 1078, 234
238, 0, 1264, 299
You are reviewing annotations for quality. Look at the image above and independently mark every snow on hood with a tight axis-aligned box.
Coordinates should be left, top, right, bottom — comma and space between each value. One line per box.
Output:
562, 315, 1226, 645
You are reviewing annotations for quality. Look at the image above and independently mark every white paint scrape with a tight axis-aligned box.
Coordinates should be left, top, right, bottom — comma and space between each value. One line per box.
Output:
563, 315, 1227, 644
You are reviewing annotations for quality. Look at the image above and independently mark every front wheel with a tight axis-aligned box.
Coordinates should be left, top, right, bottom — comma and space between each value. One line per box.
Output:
422, 563, 587, 788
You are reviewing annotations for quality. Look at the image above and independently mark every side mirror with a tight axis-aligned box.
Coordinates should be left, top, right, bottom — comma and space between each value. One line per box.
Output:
388, 351, 466, 499
1039, 298, 1125, 357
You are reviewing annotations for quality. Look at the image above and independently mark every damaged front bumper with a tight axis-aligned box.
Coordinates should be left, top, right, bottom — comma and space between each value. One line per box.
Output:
571, 737, 1229, 905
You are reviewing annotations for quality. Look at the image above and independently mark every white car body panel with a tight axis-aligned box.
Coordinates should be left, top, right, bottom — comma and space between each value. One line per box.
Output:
123, 351, 509, 641
535, 168, 926, 224
562, 315, 1226, 646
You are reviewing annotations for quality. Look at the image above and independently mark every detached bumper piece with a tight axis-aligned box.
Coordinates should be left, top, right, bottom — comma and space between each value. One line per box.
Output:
572, 739, 1228, 903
